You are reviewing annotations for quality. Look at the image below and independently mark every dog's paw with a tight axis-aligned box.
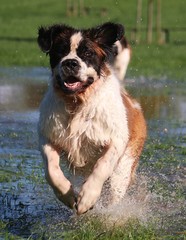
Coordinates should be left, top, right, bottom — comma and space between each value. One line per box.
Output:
77, 177, 103, 215
54, 185, 77, 209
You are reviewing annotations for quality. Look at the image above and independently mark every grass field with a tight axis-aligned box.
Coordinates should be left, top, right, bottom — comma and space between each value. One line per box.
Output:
0, 1, 185, 239
0, 0, 186, 80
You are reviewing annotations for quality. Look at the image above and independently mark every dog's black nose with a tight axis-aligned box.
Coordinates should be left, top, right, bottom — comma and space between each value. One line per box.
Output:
61, 59, 80, 75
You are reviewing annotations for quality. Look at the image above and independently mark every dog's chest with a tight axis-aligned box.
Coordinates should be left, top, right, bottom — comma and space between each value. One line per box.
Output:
40, 79, 127, 168
61, 106, 113, 167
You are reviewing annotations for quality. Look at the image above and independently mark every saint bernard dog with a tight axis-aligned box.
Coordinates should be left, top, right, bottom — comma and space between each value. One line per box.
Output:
37, 22, 146, 215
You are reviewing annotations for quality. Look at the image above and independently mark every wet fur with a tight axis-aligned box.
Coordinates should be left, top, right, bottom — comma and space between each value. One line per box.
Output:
37, 22, 146, 215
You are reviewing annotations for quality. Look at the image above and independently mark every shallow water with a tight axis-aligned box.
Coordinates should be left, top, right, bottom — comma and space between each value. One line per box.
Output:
0, 67, 185, 238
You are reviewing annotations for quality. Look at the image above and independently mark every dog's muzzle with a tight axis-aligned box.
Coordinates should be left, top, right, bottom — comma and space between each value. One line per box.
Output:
54, 59, 94, 95
61, 59, 80, 76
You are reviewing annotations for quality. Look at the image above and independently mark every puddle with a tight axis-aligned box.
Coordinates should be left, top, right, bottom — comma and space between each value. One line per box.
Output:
0, 67, 185, 238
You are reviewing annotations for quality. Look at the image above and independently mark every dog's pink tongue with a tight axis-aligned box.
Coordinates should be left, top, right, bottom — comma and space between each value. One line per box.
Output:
64, 81, 82, 90
64, 76, 82, 90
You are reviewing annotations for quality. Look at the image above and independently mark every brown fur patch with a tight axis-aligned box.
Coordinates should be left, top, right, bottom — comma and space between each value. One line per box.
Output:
92, 42, 106, 58
122, 91, 147, 183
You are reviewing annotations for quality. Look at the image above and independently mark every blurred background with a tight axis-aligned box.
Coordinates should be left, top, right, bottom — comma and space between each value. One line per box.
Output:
0, 0, 185, 80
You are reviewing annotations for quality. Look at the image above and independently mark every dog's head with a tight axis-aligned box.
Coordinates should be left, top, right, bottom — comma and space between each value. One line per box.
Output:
38, 22, 124, 95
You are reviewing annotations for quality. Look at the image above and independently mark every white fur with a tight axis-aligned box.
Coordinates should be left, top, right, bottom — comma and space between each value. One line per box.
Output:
109, 148, 135, 203
133, 101, 141, 110
70, 32, 82, 52
55, 32, 98, 84
39, 72, 128, 167
39, 71, 131, 214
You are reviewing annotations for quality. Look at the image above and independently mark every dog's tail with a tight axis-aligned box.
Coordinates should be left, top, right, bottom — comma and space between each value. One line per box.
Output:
112, 36, 131, 81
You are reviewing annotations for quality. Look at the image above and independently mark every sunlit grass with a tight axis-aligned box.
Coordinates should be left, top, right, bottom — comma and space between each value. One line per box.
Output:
129, 43, 186, 81
0, 0, 186, 80
62, 217, 157, 240
27, 216, 158, 240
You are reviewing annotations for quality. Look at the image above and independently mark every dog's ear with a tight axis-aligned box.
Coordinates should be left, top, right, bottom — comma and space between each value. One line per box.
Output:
37, 26, 53, 53
89, 22, 124, 47
38, 24, 73, 53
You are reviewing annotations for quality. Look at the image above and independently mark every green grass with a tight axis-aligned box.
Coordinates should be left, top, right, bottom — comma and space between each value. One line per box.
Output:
0, 0, 186, 80
62, 217, 158, 240
1, 128, 185, 239
23, 216, 158, 240
129, 43, 186, 80
29, 214, 186, 239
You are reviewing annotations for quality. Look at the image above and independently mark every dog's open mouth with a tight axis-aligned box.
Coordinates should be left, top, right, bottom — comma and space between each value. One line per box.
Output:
64, 76, 82, 91
56, 75, 94, 94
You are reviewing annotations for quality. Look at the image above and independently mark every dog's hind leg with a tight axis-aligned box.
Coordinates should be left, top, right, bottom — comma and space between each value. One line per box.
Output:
39, 137, 76, 209
107, 91, 147, 205
108, 148, 137, 204
108, 133, 146, 205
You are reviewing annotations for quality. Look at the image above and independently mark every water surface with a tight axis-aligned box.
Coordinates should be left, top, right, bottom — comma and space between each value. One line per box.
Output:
0, 67, 185, 238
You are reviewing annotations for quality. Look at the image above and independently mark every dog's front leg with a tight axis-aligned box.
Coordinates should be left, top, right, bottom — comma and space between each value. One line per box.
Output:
39, 137, 76, 209
77, 143, 121, 215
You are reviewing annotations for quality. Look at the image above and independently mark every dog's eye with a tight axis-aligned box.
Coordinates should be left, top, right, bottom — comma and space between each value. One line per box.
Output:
84, 50, 93, 57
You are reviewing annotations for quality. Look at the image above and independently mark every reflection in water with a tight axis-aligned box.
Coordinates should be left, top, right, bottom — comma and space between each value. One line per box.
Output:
0, 83, 47, 111
126, 82, 186, 121
0, 76, 186, 121
140, 94, 169, 119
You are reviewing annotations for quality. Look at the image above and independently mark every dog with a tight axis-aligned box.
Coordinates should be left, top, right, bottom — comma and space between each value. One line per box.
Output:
37, 22, 146, 215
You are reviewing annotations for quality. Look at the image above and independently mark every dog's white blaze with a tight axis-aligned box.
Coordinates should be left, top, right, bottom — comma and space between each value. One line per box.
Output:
60, 32, 82, 64
60, 32, 82, 63
70, 32, 82, 52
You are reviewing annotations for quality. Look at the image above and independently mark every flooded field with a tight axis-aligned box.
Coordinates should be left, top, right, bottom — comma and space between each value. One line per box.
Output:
0, 67, 185, 239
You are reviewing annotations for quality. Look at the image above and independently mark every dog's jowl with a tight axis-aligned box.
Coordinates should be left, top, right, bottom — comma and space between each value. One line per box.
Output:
37, 22, 146, 215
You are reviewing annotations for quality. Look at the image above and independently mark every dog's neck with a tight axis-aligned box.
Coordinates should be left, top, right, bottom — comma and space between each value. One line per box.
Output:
52, 71, 112, 113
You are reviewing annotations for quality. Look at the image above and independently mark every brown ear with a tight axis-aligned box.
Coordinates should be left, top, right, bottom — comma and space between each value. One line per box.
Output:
89, 22, 124, 47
